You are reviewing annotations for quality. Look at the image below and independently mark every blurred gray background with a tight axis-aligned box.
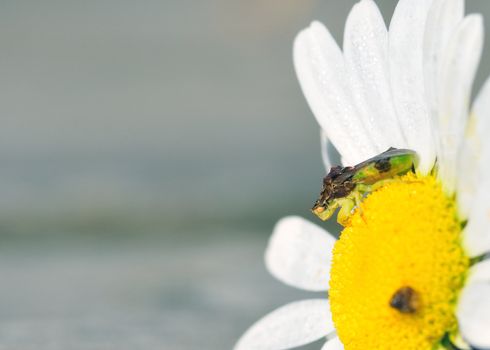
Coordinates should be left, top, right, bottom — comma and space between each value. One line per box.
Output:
1, 0, 490, 349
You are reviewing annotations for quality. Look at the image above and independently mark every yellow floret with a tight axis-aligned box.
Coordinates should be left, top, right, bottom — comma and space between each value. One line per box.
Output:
329, 174, 469, 350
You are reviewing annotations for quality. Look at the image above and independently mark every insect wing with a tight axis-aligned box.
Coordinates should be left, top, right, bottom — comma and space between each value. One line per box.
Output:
351, 149, 418, 184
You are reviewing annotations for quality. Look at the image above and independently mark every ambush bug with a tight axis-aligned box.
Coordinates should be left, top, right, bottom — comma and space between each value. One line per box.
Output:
312, 147, 418, 225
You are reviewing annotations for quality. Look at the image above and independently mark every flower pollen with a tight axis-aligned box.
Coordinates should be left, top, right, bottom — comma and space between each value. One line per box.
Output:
329, 173, 469, 350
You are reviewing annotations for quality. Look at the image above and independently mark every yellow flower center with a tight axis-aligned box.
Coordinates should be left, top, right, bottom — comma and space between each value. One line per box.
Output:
329, 174, 469, 350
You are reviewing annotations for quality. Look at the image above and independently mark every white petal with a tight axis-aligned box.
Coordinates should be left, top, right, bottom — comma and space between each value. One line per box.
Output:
321, 337, 344, 350
458, 76, 490, 218
321, 130, 332, 173
343, 0, 405, 152
462, 152, 490, 257
424, 0, 464, 124
467, 259, 490, 285
457, 281, 490, 348
234, 299, 333, 350
265, 216, 335, 291
389, 0, 435, 174
293, 21, 377, 165
436, 15, 484, 193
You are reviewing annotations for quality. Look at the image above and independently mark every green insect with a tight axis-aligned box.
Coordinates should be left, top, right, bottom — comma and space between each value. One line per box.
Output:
312, 147, 419, 225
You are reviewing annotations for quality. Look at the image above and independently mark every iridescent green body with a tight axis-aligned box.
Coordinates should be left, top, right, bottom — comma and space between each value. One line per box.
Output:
312, 148, 418, 224
351, 150, 418, 184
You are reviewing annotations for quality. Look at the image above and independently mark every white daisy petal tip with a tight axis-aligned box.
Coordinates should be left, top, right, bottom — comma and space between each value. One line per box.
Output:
457, 281, 490, 348
321, 337, 344, 350
390, 0, 436, 174
293, 17, 378, 165
436, 13, 484, 193
462, 173, 490, 257
344, 0, 407, 153
458, 72, 490, 218
423, 0, 464, 172
467, 259, 490, 285
265, 216, 335, 291
234, 299, 333, 350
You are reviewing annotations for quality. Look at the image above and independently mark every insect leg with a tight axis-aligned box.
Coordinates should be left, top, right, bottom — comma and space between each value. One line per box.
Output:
337, 198, 356, 226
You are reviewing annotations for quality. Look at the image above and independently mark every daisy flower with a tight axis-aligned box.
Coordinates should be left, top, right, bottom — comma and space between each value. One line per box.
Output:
235, 0, 490, 349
